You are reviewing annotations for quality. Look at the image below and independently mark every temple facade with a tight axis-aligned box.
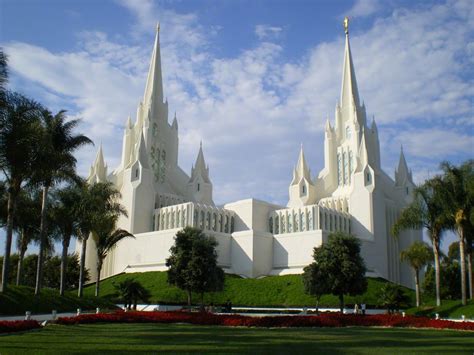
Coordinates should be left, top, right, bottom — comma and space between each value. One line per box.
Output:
77, 21, 422, 288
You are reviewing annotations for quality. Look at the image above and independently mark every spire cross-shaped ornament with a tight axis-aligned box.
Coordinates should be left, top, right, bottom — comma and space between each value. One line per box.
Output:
343, 16, 349, 34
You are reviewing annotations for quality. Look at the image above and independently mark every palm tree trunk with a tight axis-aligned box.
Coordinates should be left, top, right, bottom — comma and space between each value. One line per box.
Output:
78, 236, 88, 298
339, 293, 344, 312
468, 251, 473, 300
95, 259, 103, 297
16, 232, 27, 286
432, 236, 441, 307
414, 269, 420, 307
1, 188, 18, 292
35, 185, 50, 295
59, 235, 71, 296
458, 227, 467, 305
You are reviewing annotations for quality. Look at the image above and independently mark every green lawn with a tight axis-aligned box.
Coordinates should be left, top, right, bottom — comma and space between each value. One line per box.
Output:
0, 286, 116, 316
0, 323, 472, 354
406, 299, 474, 318
84, 271, 415, 308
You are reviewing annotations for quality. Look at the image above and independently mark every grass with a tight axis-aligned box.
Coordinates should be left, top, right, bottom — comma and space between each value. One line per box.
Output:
84, 271, 415, 308
406, 299, 474, 318
0, 323, 473, 354
0, 285, 116, 316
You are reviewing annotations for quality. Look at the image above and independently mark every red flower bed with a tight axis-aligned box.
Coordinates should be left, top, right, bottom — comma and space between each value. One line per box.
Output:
0, 320, 41, 334
56, 311, 474, 331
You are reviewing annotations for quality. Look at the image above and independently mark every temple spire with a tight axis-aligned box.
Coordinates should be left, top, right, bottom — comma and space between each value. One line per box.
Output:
395, 145, 412, 185
143, 23, 164, 107
340, 17, 360, 109
296, 145, 311, 181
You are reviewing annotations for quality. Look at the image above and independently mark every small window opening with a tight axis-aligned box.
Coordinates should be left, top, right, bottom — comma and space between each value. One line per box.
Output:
197, 183, 200, 191
135, 168, 139, 178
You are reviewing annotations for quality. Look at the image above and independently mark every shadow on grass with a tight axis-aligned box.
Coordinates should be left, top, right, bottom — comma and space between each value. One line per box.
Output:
1, 324, 473, 354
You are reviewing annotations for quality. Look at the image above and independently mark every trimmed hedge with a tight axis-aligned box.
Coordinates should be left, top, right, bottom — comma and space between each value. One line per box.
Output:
57, 311, 474, 331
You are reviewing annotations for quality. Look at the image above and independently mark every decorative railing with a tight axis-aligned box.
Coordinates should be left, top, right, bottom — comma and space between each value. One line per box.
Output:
269, 204, 350, 235
153, 202, 235, 234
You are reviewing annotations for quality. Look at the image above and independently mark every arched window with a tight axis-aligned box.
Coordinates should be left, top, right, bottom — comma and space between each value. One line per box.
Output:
302, 185, 306, 195
193, 210, 198, 227
269, 217, 273, 233
275, 216, 279, 234
200, 211, 205, 229
231, 216, 235, 233
197, 183, 200, 192
287, 214, 292, 233
346, 125, 351, 139
337, 153, 342, 186
213, 213, 217, 231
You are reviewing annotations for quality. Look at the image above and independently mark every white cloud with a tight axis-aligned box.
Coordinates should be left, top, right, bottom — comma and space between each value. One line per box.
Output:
3, 0, 473, 205
346, 0, 381, 18
255, 25, 283, 41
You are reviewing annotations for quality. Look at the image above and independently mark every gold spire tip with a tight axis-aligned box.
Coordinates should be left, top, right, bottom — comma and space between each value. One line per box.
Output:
156, 22, 160, 33
343, 16, 349, 35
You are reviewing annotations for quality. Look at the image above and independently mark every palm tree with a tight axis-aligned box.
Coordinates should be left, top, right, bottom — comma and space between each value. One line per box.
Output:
114, 278, 150, 310
400, 241, 433, 307
94, 215, 133, 297
438, 160, 473, 305
77, 182, 126, 297
14, 189, 41, 285
33, 110, 92, 295
0, 91, 42, 292
50, 183, 83, 295
393, 179, 450, 306
0, 49, 7, 108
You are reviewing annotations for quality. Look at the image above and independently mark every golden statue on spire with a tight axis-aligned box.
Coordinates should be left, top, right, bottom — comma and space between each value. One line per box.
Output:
343, 16, 349, 34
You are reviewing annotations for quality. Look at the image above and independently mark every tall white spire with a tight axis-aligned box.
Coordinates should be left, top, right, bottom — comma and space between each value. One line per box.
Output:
340, 17, 360, 110
143, 23, 164, 107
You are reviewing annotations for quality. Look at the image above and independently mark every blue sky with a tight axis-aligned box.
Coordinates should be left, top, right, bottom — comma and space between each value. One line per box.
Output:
0, 0, 473, 254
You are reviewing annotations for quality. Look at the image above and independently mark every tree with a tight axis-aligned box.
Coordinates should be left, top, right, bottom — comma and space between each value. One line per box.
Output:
423, 261, 462, 300
166, 227, 225, 306
76, 182, 126, 297
0, 253, 88, 289
377, 283, 410, 314
302, 262, 328, 313
393, 180, 450, 306
0, 91, 42, 292
438, 160, 473, 305
50, 183, 82, 295
114, 278, 150, 310
400, 241, 433, 307
33, 109, 92, 295
94, 215, 133, 297
304, 232, 367, 312
13, 188, 41, 285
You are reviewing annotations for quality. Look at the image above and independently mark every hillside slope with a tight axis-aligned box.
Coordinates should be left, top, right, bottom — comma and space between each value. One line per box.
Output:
84, 271, 415, 308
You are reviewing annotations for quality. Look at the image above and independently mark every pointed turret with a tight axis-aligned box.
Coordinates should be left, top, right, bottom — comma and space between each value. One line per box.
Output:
126, 115, 133, 130
293, 145, 311, 183
188, 142, 213, 205
172, 112, 178, 130
395, 146, 413, 186
288, 145, 316, 207
143, 23, 164, 107
340, 17, 360, 110
88, 144, 107, 183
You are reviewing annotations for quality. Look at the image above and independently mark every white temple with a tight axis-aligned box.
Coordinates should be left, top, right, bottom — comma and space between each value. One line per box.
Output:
77, 20, 422, 288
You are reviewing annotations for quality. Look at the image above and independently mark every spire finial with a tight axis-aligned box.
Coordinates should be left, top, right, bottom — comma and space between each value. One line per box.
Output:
156, 22, 160, 33
343, 16, 349, 35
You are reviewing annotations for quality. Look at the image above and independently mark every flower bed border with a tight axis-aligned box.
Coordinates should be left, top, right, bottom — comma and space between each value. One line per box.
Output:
0, 320, 41, 334
56, 311, 474, 331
